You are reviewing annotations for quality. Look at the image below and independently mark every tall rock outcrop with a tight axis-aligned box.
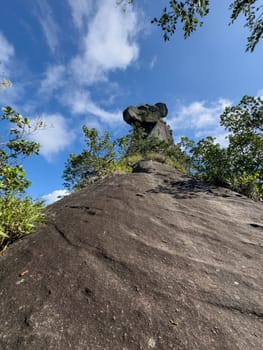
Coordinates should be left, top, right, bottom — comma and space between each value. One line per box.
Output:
123, 103, 174, 144
0, 161, 262, 349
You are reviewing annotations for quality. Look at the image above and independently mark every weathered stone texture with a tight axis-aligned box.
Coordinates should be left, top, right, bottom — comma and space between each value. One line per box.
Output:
0, 161, 262, 349
123, 103, 173, 143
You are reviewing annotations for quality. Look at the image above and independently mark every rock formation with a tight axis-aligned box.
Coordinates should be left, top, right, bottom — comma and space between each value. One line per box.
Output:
0, 161, 262, 349
123, 103, 174, 144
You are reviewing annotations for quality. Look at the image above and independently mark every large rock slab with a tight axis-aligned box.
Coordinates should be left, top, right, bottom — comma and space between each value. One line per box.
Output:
0, 161, 262, 349
123, 103, 174, 144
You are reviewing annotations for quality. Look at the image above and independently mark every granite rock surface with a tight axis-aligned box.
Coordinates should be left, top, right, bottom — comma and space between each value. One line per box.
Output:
0, 161, 262, 349
123, 103, 173, 143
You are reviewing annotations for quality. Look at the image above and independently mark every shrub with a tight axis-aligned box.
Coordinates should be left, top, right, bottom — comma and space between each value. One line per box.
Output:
63, 126, 127, 190
0, 196, 44, 251
63, 125, 190, 191
0, 106, 45, 252
183, 96, 263, 200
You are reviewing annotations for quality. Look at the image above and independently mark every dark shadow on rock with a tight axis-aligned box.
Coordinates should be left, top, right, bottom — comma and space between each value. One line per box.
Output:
134, 160, 244, 200
145, 177, 242, 200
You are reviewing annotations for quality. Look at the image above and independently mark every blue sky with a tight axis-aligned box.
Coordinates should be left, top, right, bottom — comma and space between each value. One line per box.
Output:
0, 0, 262, 204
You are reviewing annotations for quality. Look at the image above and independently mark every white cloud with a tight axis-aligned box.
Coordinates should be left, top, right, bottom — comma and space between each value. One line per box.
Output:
39, 64, 66, 95
35, 0, 140, 138
67, 0, 92, 30
42, 189, 70, 205
214, 133, 229, 147
61, 89, 122, 125
149, 56, 157, 69
256, 89, 263, 98
70, 0, 139, 84
36, 0, 140, 132
0, 82, 23, 108
168, 98, 232, 146
0, 32, 14, 72
30, 113, 76, 161
83, 118, 104, 133
35, 0, 59, 53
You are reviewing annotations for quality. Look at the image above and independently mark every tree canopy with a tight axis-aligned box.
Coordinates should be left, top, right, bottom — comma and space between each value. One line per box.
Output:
63, 126, 188, 191
127, 0, 263, 52
185, 96, 263, 199
63, 126, 129, 191
63, 96, 263, 200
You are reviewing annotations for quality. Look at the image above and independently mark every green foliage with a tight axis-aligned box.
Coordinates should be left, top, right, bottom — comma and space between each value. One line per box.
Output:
188, 136, 231, 186
230, 172, 262, 200
123, 126, 190, 174
63, 126, 129, 191
151, 0, 209, 42
63, 95, 263, 200
220, 95, 263, 133
125, 127, 167, 156
128, 0, 263, 52
0, 196, 44, 250
0, 106, 42, 196
64, 96, 262, 200
63, 125, 190, 191
184, 96, 263, 200
230, 0, 263, 51
220, 95, 263, 199
0, 106, 45, 252
1, 106, 42, 160
126, 127, 186, 161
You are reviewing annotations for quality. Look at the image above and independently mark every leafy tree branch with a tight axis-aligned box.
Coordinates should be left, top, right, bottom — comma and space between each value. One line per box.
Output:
0, 106, 45, 252
186, 96, 263, 199
126, 0, 263, 51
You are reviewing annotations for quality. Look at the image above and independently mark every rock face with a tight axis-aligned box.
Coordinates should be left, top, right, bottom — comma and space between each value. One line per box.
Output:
0, 161, 263, 350
123, 103, 173, 144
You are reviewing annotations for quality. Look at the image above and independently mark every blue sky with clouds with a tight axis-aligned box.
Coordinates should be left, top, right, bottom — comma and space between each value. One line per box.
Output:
0, 0, 262, 204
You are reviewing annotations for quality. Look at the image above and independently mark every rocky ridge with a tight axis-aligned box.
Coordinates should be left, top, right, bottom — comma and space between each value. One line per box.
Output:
0, 161, 262, 349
